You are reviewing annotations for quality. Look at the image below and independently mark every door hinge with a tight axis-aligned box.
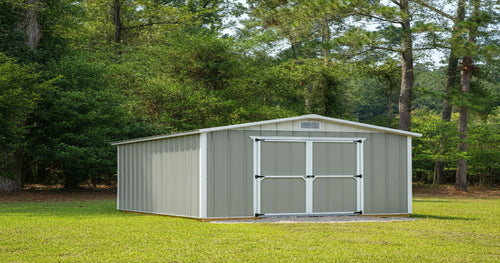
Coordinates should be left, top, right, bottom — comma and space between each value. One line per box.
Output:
306, 175, 315, 178
254, 175, 265, 179
255, 138, 264, 142
354, 174, 362, 178
255, 213, 264, 217
354, 211, 362, 215
354, 139, 363, 143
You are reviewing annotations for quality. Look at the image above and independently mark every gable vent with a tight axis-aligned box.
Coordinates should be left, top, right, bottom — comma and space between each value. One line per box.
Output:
300, 121, 320, 129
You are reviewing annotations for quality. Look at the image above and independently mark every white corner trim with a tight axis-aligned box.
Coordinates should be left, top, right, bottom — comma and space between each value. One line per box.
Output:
116, 146, 120, 210
199, 133, 208, 218
407, 137, 413, 214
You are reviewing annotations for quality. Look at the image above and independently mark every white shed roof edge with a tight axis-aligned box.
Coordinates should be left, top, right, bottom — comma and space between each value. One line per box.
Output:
111, 114, 422, 145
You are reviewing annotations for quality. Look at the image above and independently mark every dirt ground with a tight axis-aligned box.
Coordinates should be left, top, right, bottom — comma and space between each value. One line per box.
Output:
0, 184, 498, 202
0, 184, 116, 202
412, 184, 500, 198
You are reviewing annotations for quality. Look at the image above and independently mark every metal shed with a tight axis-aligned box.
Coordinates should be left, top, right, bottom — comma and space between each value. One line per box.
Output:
111, 114, 422, 219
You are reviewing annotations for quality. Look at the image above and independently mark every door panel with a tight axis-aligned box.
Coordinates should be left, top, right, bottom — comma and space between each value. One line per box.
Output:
313, 177, 357, 213
261, 178, 306, 214
261, 141, 306, 176
313, 142, 356, 175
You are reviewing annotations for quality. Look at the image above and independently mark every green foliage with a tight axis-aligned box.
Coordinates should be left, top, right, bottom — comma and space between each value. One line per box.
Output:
412, 109, 500, 185
413, 66, 447, 112
466, 108, 500, 185
26, 57, 157, 188
105, 29, 301, 132
344, 59, 401, 125
0, 53, 50, 179
267, 59, 347, 116
412, 109, 458, 183
0, 197, 499, 261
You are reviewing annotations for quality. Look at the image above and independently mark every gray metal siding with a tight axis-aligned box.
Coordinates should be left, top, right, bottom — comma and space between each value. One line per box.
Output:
207, 130, 253, 217
117, 135, 200, 217
206, 130, 409, 217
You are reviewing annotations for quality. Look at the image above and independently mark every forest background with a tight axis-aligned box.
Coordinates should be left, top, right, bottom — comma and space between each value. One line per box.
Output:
0, 0, 498, 192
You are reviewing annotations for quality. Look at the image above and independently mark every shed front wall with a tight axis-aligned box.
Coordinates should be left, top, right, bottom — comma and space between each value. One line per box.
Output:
118, 135, 200, 217
206, 130, 409, 218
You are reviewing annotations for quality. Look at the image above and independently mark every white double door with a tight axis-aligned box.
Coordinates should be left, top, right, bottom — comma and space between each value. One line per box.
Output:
252, 137, 365, 217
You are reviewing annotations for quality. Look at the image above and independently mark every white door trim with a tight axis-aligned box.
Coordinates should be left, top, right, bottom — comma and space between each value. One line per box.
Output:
252, 136, 366, 217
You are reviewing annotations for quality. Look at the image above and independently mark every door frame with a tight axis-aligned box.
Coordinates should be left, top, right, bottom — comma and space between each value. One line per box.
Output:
251, 136, 366, 217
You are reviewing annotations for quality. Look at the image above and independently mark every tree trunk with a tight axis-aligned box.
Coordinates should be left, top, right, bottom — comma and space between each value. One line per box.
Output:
305, 84, 313, 113
398, 0, 414, 131
113, 0, 122, 43
434, 0, 465, 184
455, 58, 472, 191
321, 18, 331, 67
455, 0, 480, 191
0, 176, 21, 193
434, 160, 446, 184
14, 0, 41, 49
456, 55, 470, 190
441, 0, 466, 122
387, 77, 395, 123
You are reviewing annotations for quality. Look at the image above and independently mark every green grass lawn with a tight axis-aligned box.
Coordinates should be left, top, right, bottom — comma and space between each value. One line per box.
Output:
0, 197, 498, 262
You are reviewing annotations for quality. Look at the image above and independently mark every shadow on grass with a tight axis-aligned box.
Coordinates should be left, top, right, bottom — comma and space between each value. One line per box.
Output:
411, 214, 477, 221
413, 200, 456, 203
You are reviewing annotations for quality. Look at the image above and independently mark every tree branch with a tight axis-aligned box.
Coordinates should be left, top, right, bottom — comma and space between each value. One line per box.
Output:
352, 11, 400, 24
390, 0, 402, 8
370, 46, 399, 53
412, 0, 454, 20
122, 21, 180, 31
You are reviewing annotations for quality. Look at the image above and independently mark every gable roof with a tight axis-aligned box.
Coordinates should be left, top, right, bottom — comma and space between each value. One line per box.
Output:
111, 114, 422, 145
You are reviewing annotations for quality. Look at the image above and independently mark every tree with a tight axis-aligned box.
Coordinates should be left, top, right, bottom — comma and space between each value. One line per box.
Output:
0, 54, 50, 192
413, 0, 466, 184
242, 0, 353, 115
455, 0, 481, 190
346, 0, 417, 130
26, 57, 156, 189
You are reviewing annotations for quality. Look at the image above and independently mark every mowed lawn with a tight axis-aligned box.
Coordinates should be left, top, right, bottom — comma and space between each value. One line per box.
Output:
0, 195, 498, 262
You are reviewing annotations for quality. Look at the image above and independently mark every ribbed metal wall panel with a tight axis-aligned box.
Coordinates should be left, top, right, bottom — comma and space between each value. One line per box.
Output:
117, 134, 200, 217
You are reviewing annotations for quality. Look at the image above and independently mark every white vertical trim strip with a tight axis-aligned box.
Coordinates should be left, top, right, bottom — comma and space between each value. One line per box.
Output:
305, 141, 313, 214
306, 141, 313, 175
407, 137, 413, 214
256, 140, 262, 215
116, 146, 120, 210
359, 140, 365, 214
199, 133, 207, 218
355, 142, 361, 212
252, 138, 258, 216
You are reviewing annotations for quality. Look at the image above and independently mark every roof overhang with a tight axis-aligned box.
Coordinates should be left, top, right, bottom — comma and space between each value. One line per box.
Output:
111, 114, 422, 146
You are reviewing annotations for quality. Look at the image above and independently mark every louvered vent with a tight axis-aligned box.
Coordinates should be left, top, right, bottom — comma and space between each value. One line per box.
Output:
300, 121, 320, 129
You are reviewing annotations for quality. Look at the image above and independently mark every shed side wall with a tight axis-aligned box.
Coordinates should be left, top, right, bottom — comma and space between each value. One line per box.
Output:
117, 135, 200, 217
206, 130, 408, 217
